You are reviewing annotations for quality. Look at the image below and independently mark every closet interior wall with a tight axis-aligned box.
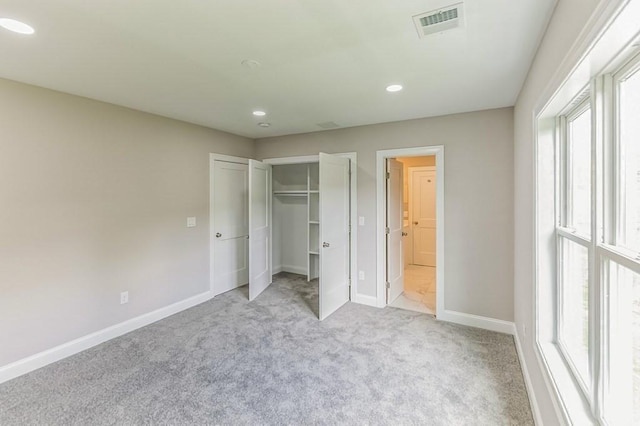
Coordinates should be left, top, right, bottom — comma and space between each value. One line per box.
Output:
271, 163, 319, 281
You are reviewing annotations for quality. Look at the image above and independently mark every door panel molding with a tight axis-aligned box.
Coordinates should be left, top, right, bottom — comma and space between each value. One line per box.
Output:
210, 153, 251, 295
408, 166, 437, 267
319, 153, 351, 320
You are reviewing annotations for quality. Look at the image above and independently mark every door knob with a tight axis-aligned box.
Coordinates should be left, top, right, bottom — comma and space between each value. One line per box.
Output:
402, 232, 408, 237
323, 242, 330, 248
216, 233, 222, 238
413, 221, 418, 225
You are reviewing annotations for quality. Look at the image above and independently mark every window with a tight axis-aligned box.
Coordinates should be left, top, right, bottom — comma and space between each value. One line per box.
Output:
617, 65, 640, 254
557, 101, 593, 391
547, 52, 640, 423
602, 55, 640, 425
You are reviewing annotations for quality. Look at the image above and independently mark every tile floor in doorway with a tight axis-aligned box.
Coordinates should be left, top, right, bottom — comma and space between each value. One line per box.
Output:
389, 265, 436, 315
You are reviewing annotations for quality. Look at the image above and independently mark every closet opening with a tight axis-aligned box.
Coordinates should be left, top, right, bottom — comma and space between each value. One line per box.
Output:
265, 153, 356, 320
376, 147, 444, 316
210, 152, 357, 322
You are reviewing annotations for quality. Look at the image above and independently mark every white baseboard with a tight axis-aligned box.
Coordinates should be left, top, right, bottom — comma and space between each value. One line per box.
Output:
280, 265, 307, 276
273, 265, 283, 274
0, 291, 213, 385
352, 293, 379, 307
514, 328, 543, 425
437, 309, 516, 335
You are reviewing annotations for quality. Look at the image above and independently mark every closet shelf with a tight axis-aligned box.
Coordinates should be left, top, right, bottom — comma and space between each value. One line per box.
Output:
308, 190, 319, 194
273, 190, 308, 197
309, 220, 320, 225
309, 251, 319, 255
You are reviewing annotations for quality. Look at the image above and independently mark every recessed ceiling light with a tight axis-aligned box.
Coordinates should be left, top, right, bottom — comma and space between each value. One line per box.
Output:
0, 18, 35, 35
386, 84, 403, 92
253, 110, 266, 117
258, 122, 271, 128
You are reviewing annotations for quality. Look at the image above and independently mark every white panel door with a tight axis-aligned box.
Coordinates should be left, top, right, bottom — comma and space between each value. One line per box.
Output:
319, 153, 350, 321
249, 160, 272, 301
213, 160, 249, 295
386, 159, 404, 304
411, 168, 436, 267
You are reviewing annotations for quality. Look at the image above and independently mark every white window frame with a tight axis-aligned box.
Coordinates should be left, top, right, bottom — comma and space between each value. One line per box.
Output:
555, 95, 596, 403
539, 48, 640, 424
532, 0, 640, 421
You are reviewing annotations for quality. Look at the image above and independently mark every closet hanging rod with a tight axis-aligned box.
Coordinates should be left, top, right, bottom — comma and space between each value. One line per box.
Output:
273, 190, 308, 197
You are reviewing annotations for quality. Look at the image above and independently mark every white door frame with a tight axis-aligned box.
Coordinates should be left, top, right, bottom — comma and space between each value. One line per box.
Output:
209, 153, 250, 295
376, 146, 444, 314
262, 153, 358, 302
408, 165, 436, 266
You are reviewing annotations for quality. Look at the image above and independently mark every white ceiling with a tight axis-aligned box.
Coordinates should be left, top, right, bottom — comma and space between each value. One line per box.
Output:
0, 0, 556, 138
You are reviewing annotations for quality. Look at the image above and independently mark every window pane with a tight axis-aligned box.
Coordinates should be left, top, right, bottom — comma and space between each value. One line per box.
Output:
619, 68, 640, 253
559, 238, 590, 385
568, 108, 592, 237
605, 261, 640, 425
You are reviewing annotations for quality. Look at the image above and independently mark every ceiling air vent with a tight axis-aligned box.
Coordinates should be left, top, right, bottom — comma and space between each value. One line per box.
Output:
413, 3, 464, 38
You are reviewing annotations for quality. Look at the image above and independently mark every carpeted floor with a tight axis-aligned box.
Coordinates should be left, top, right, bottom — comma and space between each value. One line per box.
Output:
0, 273, 533, 425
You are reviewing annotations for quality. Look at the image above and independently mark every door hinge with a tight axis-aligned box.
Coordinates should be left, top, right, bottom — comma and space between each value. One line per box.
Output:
386, 172, 390, 179
385, 281, 390, 289
385, 227, 390, 234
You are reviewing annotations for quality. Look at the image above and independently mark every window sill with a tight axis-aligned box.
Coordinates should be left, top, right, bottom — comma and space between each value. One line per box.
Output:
538, 341, 597, 425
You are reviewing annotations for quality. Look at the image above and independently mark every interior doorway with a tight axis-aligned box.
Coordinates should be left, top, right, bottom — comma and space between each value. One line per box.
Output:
376, 147, 444, 317
391, 157, 437, 314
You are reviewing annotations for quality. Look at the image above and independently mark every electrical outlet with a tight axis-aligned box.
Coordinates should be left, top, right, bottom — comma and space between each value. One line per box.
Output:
358, 216, 365, 226
358, 271, 365, 280
120, 291, 129, 305
187, 217, 196, 228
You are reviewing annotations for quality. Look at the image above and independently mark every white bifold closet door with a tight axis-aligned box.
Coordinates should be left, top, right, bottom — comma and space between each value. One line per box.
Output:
248, 160, 272, 301
319, 153, 350, 320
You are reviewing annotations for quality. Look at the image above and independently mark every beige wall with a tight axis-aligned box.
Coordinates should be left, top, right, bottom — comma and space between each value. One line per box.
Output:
256, 108, 514, 321
0, 78, 253, 367
513, 0, 600, 423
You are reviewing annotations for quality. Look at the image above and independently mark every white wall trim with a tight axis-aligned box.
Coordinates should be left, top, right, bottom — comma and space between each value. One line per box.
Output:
514, 331, 544, 425
280, 265, 308, 276
0, 291, 212, 385
337, 152, 358, 303
210, 153, 250, 165
353, 293, 378, 308
263, 155, 320, 165
376, 146, 445, 311
437, 309, 516, 335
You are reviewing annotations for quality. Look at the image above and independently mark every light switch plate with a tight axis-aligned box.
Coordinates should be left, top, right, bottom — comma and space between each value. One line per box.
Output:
187, 217, 196, 228
358, 216, 365, 226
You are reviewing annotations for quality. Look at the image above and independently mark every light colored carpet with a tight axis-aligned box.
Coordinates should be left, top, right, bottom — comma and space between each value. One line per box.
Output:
0, 273, 533, 425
